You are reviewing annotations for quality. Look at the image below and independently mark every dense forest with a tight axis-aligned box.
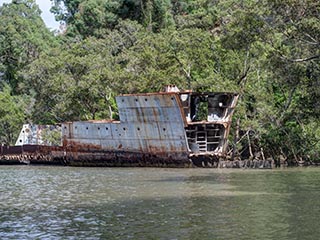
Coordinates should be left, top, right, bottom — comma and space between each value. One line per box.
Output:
0, 0, 319, 163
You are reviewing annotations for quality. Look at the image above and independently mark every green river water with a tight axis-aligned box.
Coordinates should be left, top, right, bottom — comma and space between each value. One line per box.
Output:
0, 166, 320, 240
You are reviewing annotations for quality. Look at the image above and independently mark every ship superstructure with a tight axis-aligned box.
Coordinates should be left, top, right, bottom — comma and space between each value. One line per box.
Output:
61, 87, 238, 166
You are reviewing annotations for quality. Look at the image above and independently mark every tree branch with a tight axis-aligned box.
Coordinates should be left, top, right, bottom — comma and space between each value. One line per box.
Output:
287, 55, 320, 62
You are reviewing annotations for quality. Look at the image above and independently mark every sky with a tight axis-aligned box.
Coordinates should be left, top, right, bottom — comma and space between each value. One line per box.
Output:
0, 0, 60, 30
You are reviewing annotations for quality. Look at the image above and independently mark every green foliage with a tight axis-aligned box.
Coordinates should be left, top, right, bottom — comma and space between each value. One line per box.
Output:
0, 0, 58, 93
22, 37, 119, 122
41, 127, 62, 146
0, 84, 26, 144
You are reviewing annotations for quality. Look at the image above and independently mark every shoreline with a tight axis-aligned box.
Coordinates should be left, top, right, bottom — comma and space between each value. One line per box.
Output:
0, 154, 318, 168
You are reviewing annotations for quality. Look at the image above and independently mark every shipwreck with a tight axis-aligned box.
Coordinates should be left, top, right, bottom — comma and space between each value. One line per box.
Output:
1, 86, 238, 167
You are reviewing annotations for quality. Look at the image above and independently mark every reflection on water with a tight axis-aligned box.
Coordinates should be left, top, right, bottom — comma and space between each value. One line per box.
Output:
1, 166, 320, 239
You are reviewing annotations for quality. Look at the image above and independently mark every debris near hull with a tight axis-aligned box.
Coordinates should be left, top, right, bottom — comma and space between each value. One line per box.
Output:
1, 86, 240, 167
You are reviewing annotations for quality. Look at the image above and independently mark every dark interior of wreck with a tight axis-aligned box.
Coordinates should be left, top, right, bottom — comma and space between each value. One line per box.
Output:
179, 92, 236, 154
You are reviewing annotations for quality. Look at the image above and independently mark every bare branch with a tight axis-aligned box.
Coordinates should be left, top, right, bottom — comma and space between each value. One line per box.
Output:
302, 33, 319, 45
267, 33, 320, 63
287, 55, 320, 62
237, 49, 251, 86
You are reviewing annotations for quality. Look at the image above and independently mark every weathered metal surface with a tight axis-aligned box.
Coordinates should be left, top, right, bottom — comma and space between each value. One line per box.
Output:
15, 124, 61, 146
0, 145, 64, 165
1, 87, 239, 167
62, 93, 190, 162
181, 92, 239, 160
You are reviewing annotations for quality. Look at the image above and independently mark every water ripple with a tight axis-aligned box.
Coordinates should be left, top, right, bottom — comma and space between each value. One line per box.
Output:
1, 166, 320, 239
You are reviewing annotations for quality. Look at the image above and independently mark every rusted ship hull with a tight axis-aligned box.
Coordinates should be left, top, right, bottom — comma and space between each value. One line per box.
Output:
0, 145, 62, 165
64, 149, 191, 167
1, 88, 238, 167
0, 145, 220, 167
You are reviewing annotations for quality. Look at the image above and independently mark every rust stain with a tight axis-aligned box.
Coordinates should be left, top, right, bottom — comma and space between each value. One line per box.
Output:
1, 89, 238, 167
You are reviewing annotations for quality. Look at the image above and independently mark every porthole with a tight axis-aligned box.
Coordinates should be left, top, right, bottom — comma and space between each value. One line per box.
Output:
137, 127, 140, 131
98, 127, 100, 130
163, 128, 166, 131
145, 98, 148, 101
106, 127, 109, 130
135, 99, 138, 102
86, 127, 88, 130
123, 127, 126, 131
